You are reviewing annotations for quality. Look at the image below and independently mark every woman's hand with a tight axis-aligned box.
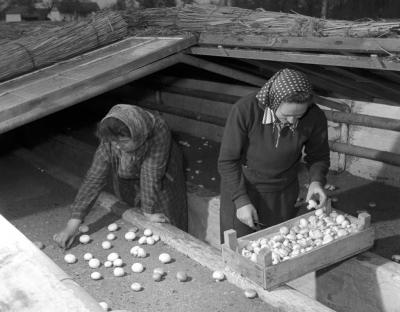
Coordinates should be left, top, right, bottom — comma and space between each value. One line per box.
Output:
143, 212, 170, 223
306, 181, 327, 209
53, 218, 81, 249
236, 204, 259, 229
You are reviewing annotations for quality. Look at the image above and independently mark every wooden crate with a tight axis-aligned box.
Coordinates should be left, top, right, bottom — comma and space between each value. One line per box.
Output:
222, 210, 374, 290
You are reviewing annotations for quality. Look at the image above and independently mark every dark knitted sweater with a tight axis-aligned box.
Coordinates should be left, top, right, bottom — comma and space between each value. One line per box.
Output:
218, 92, 330, 209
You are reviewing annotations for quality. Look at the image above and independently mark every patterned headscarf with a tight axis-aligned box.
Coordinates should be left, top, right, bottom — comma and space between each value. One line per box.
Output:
256, 69, 313, 148
256, 68, 312, 112
101, 104, 156, 177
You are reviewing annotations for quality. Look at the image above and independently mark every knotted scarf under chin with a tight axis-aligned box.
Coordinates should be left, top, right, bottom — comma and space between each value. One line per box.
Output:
256, 69, 312, 148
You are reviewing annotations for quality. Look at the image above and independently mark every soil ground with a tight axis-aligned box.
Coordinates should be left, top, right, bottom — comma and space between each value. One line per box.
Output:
0, 149, 272, 312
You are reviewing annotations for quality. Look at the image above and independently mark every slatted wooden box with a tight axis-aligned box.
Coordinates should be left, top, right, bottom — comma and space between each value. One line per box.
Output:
222, 210, 374, 290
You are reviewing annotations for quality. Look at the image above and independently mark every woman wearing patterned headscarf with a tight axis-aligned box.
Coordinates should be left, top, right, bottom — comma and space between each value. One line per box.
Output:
54, 104, 187, 249
218, 69, 330, 241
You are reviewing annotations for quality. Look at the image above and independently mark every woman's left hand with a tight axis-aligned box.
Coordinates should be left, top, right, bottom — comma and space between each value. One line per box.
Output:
306, 181, 327, 209
143, 212, 170, 223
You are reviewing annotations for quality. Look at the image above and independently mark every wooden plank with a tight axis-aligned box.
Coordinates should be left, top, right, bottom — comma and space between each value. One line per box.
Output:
322, 66, 400, 101
0, 93, 29, 122
0, 36, 196, 134
199, 33, 400, 54
0, 215, 104, 312
239, 59, 372, 100
222, 245, 266, 287
160, 113, 224, 142
0, 54, 181, 134
287, 63, 385, 101
149, 75, 257, 96
330, 141, 400, 167
178, 54, 266, 86
224, 229, 238, 251
149, 73, 351, 113
189, 47, 400, 71
60, 38, 186, 80
0, 37, 155, 93
310, 251, 400, 312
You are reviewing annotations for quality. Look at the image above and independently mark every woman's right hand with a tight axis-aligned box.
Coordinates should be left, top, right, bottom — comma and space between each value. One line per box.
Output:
236, 204, 259, 229
53, 218, 81, 249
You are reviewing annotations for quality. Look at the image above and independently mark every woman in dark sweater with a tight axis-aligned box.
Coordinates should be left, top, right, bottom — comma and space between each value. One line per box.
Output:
218, 69, 330, 241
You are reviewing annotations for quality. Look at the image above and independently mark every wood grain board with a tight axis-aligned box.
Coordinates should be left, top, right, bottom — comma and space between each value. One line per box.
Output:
199, 33, 400, 54
0, 215, 104, 312
0, 36, 197, 134
189, 47, 400, 71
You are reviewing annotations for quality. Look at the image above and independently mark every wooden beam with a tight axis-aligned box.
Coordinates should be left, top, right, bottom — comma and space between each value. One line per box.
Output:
0, 36, 197, 135
285, 63, 386, 101
178, 54, 265, 86
137, 101, 227, 126
144, 83, 239, 104
239, 59, 367, 103
371, 69, 400, 84
0, 54, 181, 135
199, 33, 400, 54
329, 141, 400, 167
324, 108, 400, 131
0, 37, 156, 93
145, 75, 400, 132
322, 66, 400, 102
0, 215, 104, 312
189, 47, 400, 71
176, 56, 356, 112
150, 73, 351, 113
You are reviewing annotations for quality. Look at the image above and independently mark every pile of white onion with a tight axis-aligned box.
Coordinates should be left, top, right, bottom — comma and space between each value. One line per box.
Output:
241, 209, 360, 265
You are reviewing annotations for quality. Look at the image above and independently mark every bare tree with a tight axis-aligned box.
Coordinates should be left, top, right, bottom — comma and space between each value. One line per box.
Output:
218, 0, 234, 6
321, 0, 328, 18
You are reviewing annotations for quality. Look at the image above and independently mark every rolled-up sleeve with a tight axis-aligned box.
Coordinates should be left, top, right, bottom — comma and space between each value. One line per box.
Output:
140, 121, 171, 214
70, 142, 110, 220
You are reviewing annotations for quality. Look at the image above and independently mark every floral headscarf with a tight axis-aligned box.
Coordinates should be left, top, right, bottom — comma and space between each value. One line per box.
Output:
256, 69, 313, 147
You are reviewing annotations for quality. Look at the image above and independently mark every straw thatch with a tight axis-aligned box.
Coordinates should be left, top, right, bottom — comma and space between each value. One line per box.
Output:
0, 11, 127, 82
123, 4, 400, 38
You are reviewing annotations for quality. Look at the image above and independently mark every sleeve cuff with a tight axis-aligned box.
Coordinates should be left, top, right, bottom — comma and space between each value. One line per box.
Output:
70, 211, 84, 221
234, 194, 251, 210
310, 175, 326, 186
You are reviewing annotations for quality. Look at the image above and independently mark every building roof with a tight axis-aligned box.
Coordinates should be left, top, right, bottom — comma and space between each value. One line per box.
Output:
5, 5, 29, 15
56, 1, 99, 15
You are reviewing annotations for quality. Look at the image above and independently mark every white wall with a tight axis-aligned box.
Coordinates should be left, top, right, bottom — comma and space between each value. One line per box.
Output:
5, 13, 21, 22
343, 98, 400, 186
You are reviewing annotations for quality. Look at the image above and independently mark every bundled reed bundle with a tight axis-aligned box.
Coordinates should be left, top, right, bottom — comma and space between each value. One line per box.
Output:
124, 4, 400, 38
0, 11, 127, 82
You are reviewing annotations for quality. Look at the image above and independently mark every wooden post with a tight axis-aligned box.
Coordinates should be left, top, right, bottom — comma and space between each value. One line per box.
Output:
224, 229, 238, 251
257, 246, 272, 267
321, 0, 328, 18
358, 212, 371, 230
